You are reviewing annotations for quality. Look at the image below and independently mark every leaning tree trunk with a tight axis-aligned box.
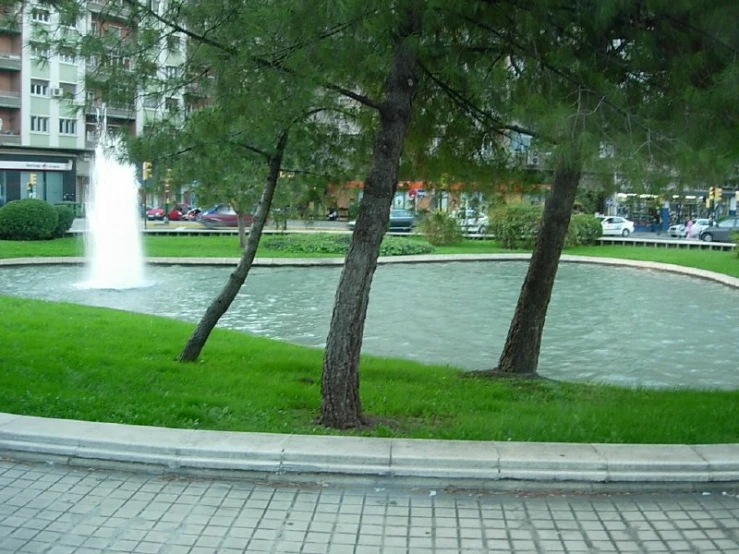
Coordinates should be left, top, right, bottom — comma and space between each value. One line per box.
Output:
178, 132, 288, 362
494, 155, 582, 376
319, 12, 421, 429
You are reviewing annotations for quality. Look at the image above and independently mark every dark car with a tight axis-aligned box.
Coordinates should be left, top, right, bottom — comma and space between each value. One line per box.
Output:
200, 204, 254, 228
699, 216, 739, 243
347, 208, 416, 233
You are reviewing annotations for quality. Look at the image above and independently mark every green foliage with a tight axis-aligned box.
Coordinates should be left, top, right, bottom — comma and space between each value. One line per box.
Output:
52, 205, 76, 238
730, 230, 739, 258
260, 233, 434, 256
347, 202, 361, 220
0, 199, 59, 241
490, 203, 543, 249
418, 210, 463, 246
565, 214, 603, 248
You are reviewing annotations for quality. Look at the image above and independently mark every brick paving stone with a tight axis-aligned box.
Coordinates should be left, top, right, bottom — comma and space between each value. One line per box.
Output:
0, 460, 737, 553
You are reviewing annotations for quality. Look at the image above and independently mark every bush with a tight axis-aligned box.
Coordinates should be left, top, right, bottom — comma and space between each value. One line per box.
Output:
565, 214, 603, 247
53, 205, 75, 238
490, 203, 543, 249
260, 233, 434, 256
417, 210, 463, 246
0, 199, 59, 241
730, 230, 739, 258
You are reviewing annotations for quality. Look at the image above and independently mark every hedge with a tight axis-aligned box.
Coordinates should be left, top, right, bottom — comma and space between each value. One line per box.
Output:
0, 199, 59, 241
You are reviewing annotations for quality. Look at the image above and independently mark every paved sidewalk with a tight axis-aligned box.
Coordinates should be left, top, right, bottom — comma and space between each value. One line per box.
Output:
1, 460, 738, 554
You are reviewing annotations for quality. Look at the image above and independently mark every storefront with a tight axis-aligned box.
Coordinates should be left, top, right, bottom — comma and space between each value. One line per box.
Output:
0, 153, 77, 205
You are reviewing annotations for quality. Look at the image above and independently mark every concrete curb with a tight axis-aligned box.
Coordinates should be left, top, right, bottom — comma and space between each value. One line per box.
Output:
0, 413, 737, 490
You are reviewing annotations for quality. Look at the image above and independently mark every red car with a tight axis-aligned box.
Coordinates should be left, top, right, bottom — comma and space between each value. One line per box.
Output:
200, 205, 254, 228
146, 204, 190, 221
146, 207, 165, 220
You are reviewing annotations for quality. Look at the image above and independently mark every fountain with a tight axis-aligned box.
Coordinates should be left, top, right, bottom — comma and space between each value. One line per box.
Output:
79, 110, 146, 289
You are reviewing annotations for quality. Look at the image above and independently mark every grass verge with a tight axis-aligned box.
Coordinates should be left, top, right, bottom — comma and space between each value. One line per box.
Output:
1, 296, 737, 444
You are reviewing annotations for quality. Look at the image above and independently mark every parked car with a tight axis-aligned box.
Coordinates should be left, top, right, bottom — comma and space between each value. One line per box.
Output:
667, 223, 685, 238
347, 208, 416, 233
146, 207, 165, 220
455, 208, 489, 234
200, 204, 254, 228
668, 218, 711, 238
146, 203, 189, 221
690, 218, 712, 238
698, 216, 739, 243
600, 216, 635, 237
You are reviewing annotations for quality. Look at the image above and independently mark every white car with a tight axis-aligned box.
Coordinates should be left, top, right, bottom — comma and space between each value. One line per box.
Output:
668, 218, 710, 238
456, 208, 489, 234
600, 216, 635, 237
668, 223, 685, 238
689, 218, 711, 238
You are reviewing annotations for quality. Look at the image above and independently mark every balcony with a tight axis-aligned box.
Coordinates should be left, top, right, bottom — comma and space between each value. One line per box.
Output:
85, 102, 136, 120
0, 130, 20, 144
0, 89, 20, 108
0, 52, 21, 71
0, 15, 21, 34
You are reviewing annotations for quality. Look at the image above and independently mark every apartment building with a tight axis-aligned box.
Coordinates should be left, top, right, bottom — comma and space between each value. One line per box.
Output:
0, 0, 182, 205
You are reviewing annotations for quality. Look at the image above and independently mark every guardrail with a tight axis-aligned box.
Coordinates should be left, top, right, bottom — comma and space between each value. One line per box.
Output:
597, 236, 735, 251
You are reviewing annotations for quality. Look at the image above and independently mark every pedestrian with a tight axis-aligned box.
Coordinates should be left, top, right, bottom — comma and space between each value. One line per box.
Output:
653, 211, 661, 235
684, 217, 693, 239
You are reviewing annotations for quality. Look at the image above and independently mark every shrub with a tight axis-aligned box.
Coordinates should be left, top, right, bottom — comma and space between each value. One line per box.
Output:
565, 214, 603, 247
417, 210, 463, 246
0, 199, 59, 241
730, 230, 739, 258
53, 205, 75, 238
260, 233, 434, 256
490, 203, 543, 249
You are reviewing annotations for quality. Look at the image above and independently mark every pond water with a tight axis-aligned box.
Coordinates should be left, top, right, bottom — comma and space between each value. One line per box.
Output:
2, 262, 738, 389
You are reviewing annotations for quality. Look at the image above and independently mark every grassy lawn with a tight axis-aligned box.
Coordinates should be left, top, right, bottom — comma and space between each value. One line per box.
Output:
570, 246, 739, 278
1, 295, 736, 444
1, 234, 737, 444
2, 234, 736, 276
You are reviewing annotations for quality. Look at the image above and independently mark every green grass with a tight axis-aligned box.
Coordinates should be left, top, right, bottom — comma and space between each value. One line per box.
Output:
1, 296, 736, 444
2, 235, 735, 278
569, 245, 739, 278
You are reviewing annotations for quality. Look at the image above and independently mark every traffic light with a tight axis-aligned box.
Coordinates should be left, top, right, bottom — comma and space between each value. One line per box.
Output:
164, 168, 172, 202
713, 187, 723, 202
142, 161, 152, 180
29, 173, 37, 186
709, 186, 715, 201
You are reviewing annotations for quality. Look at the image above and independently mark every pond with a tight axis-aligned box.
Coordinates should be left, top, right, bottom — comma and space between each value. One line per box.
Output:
2, 261, 738, 389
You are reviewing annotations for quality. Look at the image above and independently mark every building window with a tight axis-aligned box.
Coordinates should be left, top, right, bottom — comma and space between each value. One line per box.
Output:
30, 44, 50, 59
30, 116, 49, 133
143, 95, 158, 109
59, 51, 77, 64
31, 9, 50, 23
107, 26, 122, 38
164, 65, 179, 79
166, 35, 180, 52
59, 119, 77, 135
165, 97, 178, 112
30, 80, 49, 96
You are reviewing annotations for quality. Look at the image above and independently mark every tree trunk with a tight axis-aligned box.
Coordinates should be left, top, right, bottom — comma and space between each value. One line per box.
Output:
178, 132, 288, 362
319, 11, 421, 429
237, 215, 247, 249
494, 155, 582, 376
